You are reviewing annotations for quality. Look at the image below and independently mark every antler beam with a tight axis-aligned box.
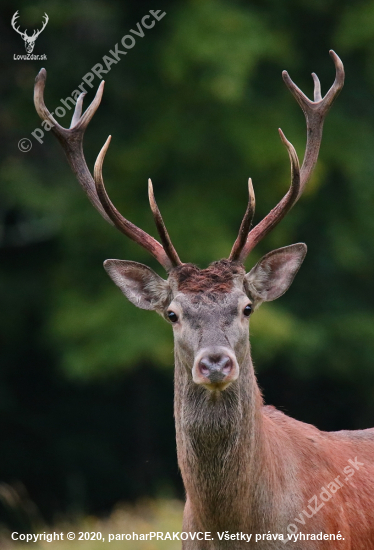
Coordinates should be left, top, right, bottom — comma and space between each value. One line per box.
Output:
34, 69, 181, 271
32, 13, 49, 39
229, 50, 344, 263
11, 11, 26, 38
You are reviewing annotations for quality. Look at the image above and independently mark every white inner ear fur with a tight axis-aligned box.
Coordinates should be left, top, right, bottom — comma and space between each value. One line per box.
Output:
245, 243, 307, 305
104, 259, 171, 312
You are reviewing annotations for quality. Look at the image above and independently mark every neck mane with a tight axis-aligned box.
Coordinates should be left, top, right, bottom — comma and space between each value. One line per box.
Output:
174, 345, 282, 533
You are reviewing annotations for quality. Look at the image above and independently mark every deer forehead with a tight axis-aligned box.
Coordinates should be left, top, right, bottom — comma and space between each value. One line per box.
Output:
166, 261, 250, 324
169, 260, 246, 293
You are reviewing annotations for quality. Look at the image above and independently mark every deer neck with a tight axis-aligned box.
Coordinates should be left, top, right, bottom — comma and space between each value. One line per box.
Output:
174, 345, 274, 531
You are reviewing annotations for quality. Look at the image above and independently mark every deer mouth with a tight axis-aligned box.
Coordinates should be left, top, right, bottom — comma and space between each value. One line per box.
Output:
192, 347, 239, 391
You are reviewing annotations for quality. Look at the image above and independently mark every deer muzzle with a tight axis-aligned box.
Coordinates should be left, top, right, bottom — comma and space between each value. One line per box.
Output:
193, 347, 239, 390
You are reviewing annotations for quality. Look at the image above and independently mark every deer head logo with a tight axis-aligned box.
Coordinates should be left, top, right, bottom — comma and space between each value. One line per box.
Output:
11, 11, 48, 54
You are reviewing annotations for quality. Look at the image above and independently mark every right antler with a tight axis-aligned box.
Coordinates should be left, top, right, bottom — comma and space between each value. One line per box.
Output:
11, 11, 27, 39
230, 50, 344, 263
34, 69, 181, 272
31, 13, 49, 40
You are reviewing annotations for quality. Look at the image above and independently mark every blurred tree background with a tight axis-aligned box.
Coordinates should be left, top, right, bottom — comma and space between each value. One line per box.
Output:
1, 0, 374, 528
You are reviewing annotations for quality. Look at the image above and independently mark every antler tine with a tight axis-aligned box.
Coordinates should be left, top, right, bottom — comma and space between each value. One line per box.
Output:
282, 49, 344, 197
34, 69, 181, 271
231, 51, 344, 263
229, 179, 255, 262
148, 179, 182, 267
94, 137, 177, 271
70, 92, 85, 128
11, 11, 25, 37
33, 13, 49, 39
34, 68, 111, 223
232, 132, 300, 262
312, 73, 322, 102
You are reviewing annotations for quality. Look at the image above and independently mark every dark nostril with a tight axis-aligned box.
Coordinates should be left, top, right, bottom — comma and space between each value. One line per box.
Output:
220, 355, 232, 374
198, 354, 233, 382
199, 359, 211, 377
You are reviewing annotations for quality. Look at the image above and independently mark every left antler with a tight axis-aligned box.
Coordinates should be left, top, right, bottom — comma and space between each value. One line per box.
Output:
31, 13, 49, 39
229, 50, 344, 263
34, 68, 181, 272
11, 11, 27, 39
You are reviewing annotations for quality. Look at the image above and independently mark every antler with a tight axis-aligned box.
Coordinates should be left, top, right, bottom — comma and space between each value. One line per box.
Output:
230, 50, 344, 263
34, 68, 181, 272
31, 13, 49, 39
11, 11, 27, 39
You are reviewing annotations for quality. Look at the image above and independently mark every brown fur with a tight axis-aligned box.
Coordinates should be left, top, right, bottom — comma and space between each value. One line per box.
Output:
172, 260, 245, 294
168, 263, 374, 550
175, 325, 374, 550
104, 254, 374, 549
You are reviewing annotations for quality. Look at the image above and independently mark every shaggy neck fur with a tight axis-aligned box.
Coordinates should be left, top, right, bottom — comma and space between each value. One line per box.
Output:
174, 344, 283, 536
169, 261, 298, 545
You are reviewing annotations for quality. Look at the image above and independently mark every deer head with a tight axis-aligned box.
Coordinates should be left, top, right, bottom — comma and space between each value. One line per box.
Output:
33, 51, 344, 391
12, 11, 48, 54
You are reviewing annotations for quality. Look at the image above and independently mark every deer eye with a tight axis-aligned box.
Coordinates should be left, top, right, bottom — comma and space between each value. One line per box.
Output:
243, 304, 252, 317
167, 311, 178, 323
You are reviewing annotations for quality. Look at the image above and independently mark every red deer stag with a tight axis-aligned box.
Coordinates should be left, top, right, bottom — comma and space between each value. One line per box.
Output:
34, 51, 374, 549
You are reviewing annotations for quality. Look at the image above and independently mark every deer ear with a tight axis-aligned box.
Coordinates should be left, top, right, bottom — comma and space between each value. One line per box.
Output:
245, 244, 307, 304
104, 260, 172, 312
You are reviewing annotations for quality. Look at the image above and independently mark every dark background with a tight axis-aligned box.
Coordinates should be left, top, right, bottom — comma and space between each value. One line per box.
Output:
1, 0, 374, 529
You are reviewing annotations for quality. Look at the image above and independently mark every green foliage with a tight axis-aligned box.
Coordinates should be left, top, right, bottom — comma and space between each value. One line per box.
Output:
1, 499, 184, 549
2, 0, 374, 519
2, 0, 374, 383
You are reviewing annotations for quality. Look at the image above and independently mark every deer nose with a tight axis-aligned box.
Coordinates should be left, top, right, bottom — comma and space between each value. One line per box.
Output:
198, 353, 233, 383
193, 347, 239, 389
